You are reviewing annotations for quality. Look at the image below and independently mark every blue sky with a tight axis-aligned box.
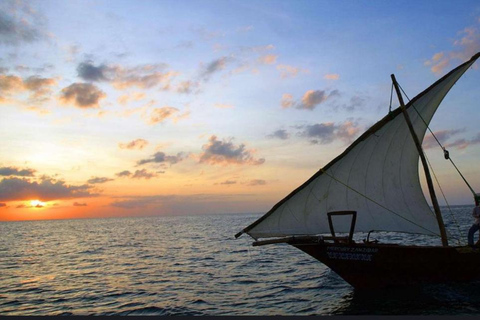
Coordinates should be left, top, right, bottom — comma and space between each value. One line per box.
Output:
1, 0, 480, 220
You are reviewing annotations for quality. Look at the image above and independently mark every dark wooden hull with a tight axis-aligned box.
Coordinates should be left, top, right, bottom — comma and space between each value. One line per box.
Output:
292, 242, 480, 290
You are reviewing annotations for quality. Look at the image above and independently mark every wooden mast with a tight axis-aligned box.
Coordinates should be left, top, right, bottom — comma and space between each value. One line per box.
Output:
391, 74, 448, 247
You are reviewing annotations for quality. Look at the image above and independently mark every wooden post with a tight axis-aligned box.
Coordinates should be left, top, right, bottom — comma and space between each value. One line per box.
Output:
391, 74, 448, 247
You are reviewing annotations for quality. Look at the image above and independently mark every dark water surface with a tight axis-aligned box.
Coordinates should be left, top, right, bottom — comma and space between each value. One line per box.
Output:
1, 206, 480, 315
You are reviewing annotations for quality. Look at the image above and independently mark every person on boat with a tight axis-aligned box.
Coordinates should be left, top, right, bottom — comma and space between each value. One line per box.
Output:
468, 194, 480, 247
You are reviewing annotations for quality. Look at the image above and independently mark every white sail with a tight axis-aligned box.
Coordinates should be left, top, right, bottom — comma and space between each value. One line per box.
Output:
243, 54, 479, 240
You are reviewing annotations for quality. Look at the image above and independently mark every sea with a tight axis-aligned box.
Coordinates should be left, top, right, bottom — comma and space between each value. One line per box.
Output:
1, 205, 480, 316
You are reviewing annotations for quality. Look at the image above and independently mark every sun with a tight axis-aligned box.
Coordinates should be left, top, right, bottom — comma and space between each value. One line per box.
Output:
30, 200, 46, 208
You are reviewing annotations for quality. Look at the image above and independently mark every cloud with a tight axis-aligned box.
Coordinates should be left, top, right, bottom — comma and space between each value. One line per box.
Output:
0, 203, 6, 208
199, 135, 265, 166
425, 26, 480, 74
77, 60, 109, 82
131, 169, 158, 179
115, 169, 159, 179
147, 106, 189, 125
0, 177, 97, 201
137, 151, 185, 166
59, 83, 106, 108
424, 130, 480, 150
117, 92, 146, 105
0, 166, 36, 176
76, 60, 177, 90
176, 80, 199, 94
298, 121, 361, 145
0, 74, 57, 102
200, 57, 231, 80
276, 64, 308, 79
423, 129, 465, 149
23, 76, 57, 99
73, 202, 87, 206
118, 139, 149, 150
87, 177, 114, 184
246, 179, 267, 186
324, 73, 340, 80
115, 170, 132, 177
282, 89, 339, 110
281, 93, 294, 109
0, 1, 47, 45
267, 129, 290, 140
111, 66, 177, 90
258, 54, 278, 65
217, 180, 237, 185
214, 103, 234, 109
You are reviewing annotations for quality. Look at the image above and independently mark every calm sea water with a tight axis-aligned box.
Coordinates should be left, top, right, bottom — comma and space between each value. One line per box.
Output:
1, 206, 480, 316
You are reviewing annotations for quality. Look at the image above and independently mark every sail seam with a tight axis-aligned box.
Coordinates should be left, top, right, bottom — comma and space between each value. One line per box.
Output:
319, 168, 441, 237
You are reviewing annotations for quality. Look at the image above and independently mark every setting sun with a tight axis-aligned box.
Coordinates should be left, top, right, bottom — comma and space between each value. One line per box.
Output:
30, 200, 46, 208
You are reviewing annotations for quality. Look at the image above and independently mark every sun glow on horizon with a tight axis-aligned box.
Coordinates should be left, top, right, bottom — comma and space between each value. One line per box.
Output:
30, 200, 46, 208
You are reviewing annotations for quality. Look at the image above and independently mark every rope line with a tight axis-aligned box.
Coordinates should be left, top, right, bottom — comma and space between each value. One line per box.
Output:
397, 83, 476, 197
320, 168, 442, 238
424, 152, 463, 245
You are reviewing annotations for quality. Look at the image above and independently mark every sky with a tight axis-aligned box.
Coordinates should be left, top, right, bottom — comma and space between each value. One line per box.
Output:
1, 0, 480, 221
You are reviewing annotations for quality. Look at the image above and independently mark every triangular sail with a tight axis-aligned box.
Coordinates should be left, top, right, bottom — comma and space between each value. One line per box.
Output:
241, 53, 479, 240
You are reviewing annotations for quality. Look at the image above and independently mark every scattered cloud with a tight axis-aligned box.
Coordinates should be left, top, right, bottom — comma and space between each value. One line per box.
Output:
137, 151, 185, 166
324, 73, 340, 80
76, 60, 178, 90
258, 54, 278, 65
59, 83, 106, 108
276, 64, 309, 79
115, 170, 132, 177
23, 76, 57, 99
282, 89, 340, 110
0, 74, 57, 102
216, 180, 237, 185
145, 106, 189, 125
0, 203, 6, 208
117, 92, 146, 105
131, 169, 158, 179
200, 56, 231, 80
73, 202, 87, 206
267, 129, 290, 140
423, 129, 465, 149
115, 169, 159, 179
0, 1, 48, 45
199, 135, 265, 166
425, 25, 480, 74
246, 179, 266, 186
298, 121, 361, 145
0, 166, 36, 177
148, 106, 179, 124
214, 103, 234, 109
0, 177, 97, 201
87, 177, 114, 184
281, 93, 294, 109
77, 60, 109, 82
176, 80, 199, 94
118, 138, 149, 150
424, 130, 480, 150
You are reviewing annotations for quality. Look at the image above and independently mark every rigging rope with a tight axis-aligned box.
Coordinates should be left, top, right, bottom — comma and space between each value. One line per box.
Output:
397, 83, 477, 197
395, 82, 470, 245
424, 151, 463, 245
389, 82, 394, 113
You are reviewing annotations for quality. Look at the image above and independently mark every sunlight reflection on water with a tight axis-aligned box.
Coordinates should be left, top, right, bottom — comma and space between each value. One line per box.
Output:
1, 206, 480, 315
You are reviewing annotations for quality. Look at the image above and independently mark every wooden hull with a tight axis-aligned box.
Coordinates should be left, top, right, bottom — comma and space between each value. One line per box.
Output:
292, 242, 480, 290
